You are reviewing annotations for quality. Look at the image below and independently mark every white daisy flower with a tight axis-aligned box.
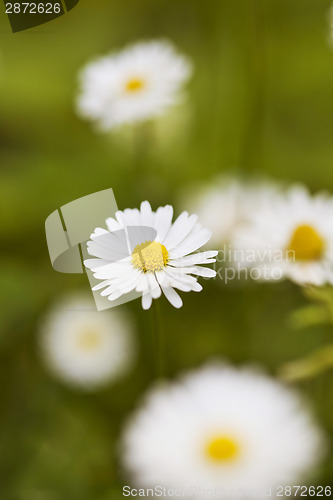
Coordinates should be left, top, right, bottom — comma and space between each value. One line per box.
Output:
39, 295, 135, 390
76, 40, 193, 131
183, 177, 281, 247
232, 185, 333, 285
121, 364, 325, 497
84, 201, 217, 310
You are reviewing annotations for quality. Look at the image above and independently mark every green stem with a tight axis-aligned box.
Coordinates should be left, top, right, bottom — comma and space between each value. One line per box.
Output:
151, 300, 166, 380
238, 0, 267, 361
240, 0, 267, 171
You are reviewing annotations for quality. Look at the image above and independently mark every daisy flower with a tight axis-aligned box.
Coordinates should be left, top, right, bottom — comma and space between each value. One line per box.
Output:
183, 176, 281, 247
232, 185, 333, 285
39, 295, 135, 390
76, 40, 193, 131
121, 364, 325, 497
84, 201, 218, 310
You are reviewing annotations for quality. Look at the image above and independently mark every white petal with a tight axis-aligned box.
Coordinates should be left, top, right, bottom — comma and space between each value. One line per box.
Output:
164, 268, 201, 291
92, 260, 131, 279
123, 208, 142, 226
140, 201, 155, 227
169, 250, 218, 266
170, 228, 213, 258
90, 227, 109, 239
99, 270, 139, 296
161, 286, 183, 309
163, 212, 198, 249
108, 289, 128, 301
92, 279, 111, 291
142, 292, 153, 310
135, 274, 150, 293
191, 266, 216, 278
167, 266, 216, 279
87, 236, 129, 261
84, 258, 110, 270
147, 273, 162, 299
105, 217, 122, 232
154, 205, 174, 241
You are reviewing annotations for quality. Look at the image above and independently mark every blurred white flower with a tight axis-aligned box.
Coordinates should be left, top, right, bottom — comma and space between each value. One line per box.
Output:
121, 364, 324, 498
76, 40, 193, 131
84, 201, 217, 310
232, 185, 333, 285
39, 295, 135, 390
183, 177, 280, 247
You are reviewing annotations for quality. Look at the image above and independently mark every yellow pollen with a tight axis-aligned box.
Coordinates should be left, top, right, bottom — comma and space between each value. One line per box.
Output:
287, 224, 324, 261
205, 436, 240, 463
77, 329, 102, 351
125, 78, 145, 93
131, 240, 169, 273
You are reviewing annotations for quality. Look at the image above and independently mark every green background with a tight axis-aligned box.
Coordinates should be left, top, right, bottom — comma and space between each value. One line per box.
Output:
0, 0, 332, 498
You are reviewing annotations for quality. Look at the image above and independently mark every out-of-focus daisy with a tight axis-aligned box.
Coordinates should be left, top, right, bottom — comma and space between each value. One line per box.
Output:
233, 185, 333, 285
183, 176, 281, 247
39, 295, 135, 390
76, 40, 193, 131
84, 201, 217, 310
121, 364, 324, 497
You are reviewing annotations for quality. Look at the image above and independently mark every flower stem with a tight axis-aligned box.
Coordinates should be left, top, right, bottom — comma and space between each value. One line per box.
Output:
238, 0, 267, 361
151, 300, 166, 380
132, 121, 154, 195
240, 0, 267, 171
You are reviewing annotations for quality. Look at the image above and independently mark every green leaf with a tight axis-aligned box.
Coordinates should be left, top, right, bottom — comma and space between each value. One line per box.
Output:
279, 344, 333, 381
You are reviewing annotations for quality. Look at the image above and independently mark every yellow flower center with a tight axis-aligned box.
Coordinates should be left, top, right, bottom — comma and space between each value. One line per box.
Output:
131, 240, 169, 273
77, 329, 102, 351
205, 436, 240, 463
287, 224, 324, 261
125, 77, 145, 93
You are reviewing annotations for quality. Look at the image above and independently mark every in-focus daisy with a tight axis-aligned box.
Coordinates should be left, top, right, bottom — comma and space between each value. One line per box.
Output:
232, 185, 333, 285
183, 176, 281, 247
84, 201, 217, 310
121, 364, 324, 497
39, 295, 135, 390
76, 40, 193, 131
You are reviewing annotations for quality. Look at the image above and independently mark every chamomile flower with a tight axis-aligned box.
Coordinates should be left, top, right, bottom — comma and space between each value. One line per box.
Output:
76, 40, 193, 131
183, 176, 281, 247
84, 201, 217, 310
121, 364, 324, 497
39, 295, 135, 390
232, 185, 333, 285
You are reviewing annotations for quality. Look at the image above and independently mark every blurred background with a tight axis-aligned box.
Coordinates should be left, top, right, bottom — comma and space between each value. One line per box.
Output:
1, 0, 333, 498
